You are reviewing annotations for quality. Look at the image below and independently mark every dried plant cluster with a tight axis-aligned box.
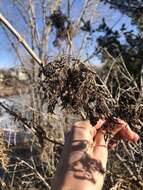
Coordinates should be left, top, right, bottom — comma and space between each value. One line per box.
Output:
40, 55, 143, 127
40, 56, 113, 124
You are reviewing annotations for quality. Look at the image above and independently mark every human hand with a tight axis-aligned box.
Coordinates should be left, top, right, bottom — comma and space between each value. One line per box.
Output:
52, 119, 140, 190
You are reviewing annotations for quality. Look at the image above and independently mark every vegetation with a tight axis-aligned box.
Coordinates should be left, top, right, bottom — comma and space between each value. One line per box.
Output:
0, 0, 142, 189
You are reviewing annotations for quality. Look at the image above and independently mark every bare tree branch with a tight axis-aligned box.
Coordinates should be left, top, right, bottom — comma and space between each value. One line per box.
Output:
0, 13, 42, 66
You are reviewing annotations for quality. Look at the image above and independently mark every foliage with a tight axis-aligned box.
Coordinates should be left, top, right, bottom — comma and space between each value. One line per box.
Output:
97, 19, 143, 84
96, 1, 143, 86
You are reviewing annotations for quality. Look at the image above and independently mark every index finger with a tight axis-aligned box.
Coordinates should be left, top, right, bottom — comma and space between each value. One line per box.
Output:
94, 119, 106, 129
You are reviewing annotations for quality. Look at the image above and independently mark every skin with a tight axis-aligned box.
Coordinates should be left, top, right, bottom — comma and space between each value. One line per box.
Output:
52, 119, 140, 190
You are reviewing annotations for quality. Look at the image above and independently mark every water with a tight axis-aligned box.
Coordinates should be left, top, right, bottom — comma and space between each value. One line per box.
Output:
0, 95, 32, 145
0, 96, 23, 129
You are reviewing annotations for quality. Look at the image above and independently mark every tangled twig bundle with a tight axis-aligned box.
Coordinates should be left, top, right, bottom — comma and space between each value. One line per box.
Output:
40, 55, 143, 127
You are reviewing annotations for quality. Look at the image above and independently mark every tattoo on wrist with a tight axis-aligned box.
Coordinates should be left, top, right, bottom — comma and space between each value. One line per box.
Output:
68, 152, 106, 184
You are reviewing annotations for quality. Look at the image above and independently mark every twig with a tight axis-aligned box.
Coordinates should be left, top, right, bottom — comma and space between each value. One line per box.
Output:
14, 156, 51, 189
1, 25, 31, 80
0, 102, 63, 146
0, 13, 42, 66
10, 163, 18, 187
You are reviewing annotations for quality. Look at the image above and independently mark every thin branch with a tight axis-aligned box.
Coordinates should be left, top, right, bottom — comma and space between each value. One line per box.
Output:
14, 156, 51, 189
1, 25, 31, 81
0, 102, 63, 147
40, 0, 62, 61
28, 0, 40, 48
0, 13, 42, 66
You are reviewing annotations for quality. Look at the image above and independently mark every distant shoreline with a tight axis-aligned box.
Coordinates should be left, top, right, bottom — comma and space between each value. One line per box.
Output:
0, 82, 27, 98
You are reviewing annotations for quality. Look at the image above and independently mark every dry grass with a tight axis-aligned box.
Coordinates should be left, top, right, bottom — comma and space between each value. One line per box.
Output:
0, 129, 9, 171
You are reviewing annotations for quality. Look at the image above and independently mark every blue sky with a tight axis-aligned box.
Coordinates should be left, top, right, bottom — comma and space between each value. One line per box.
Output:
0, 1, 138, 69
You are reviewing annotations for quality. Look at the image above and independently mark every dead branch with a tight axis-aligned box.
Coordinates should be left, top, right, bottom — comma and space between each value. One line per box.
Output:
0, 13, 42, 66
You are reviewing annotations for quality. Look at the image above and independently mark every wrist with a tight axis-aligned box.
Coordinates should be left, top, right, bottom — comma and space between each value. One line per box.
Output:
60, 151, 106, 190
60, 165, 106, 190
